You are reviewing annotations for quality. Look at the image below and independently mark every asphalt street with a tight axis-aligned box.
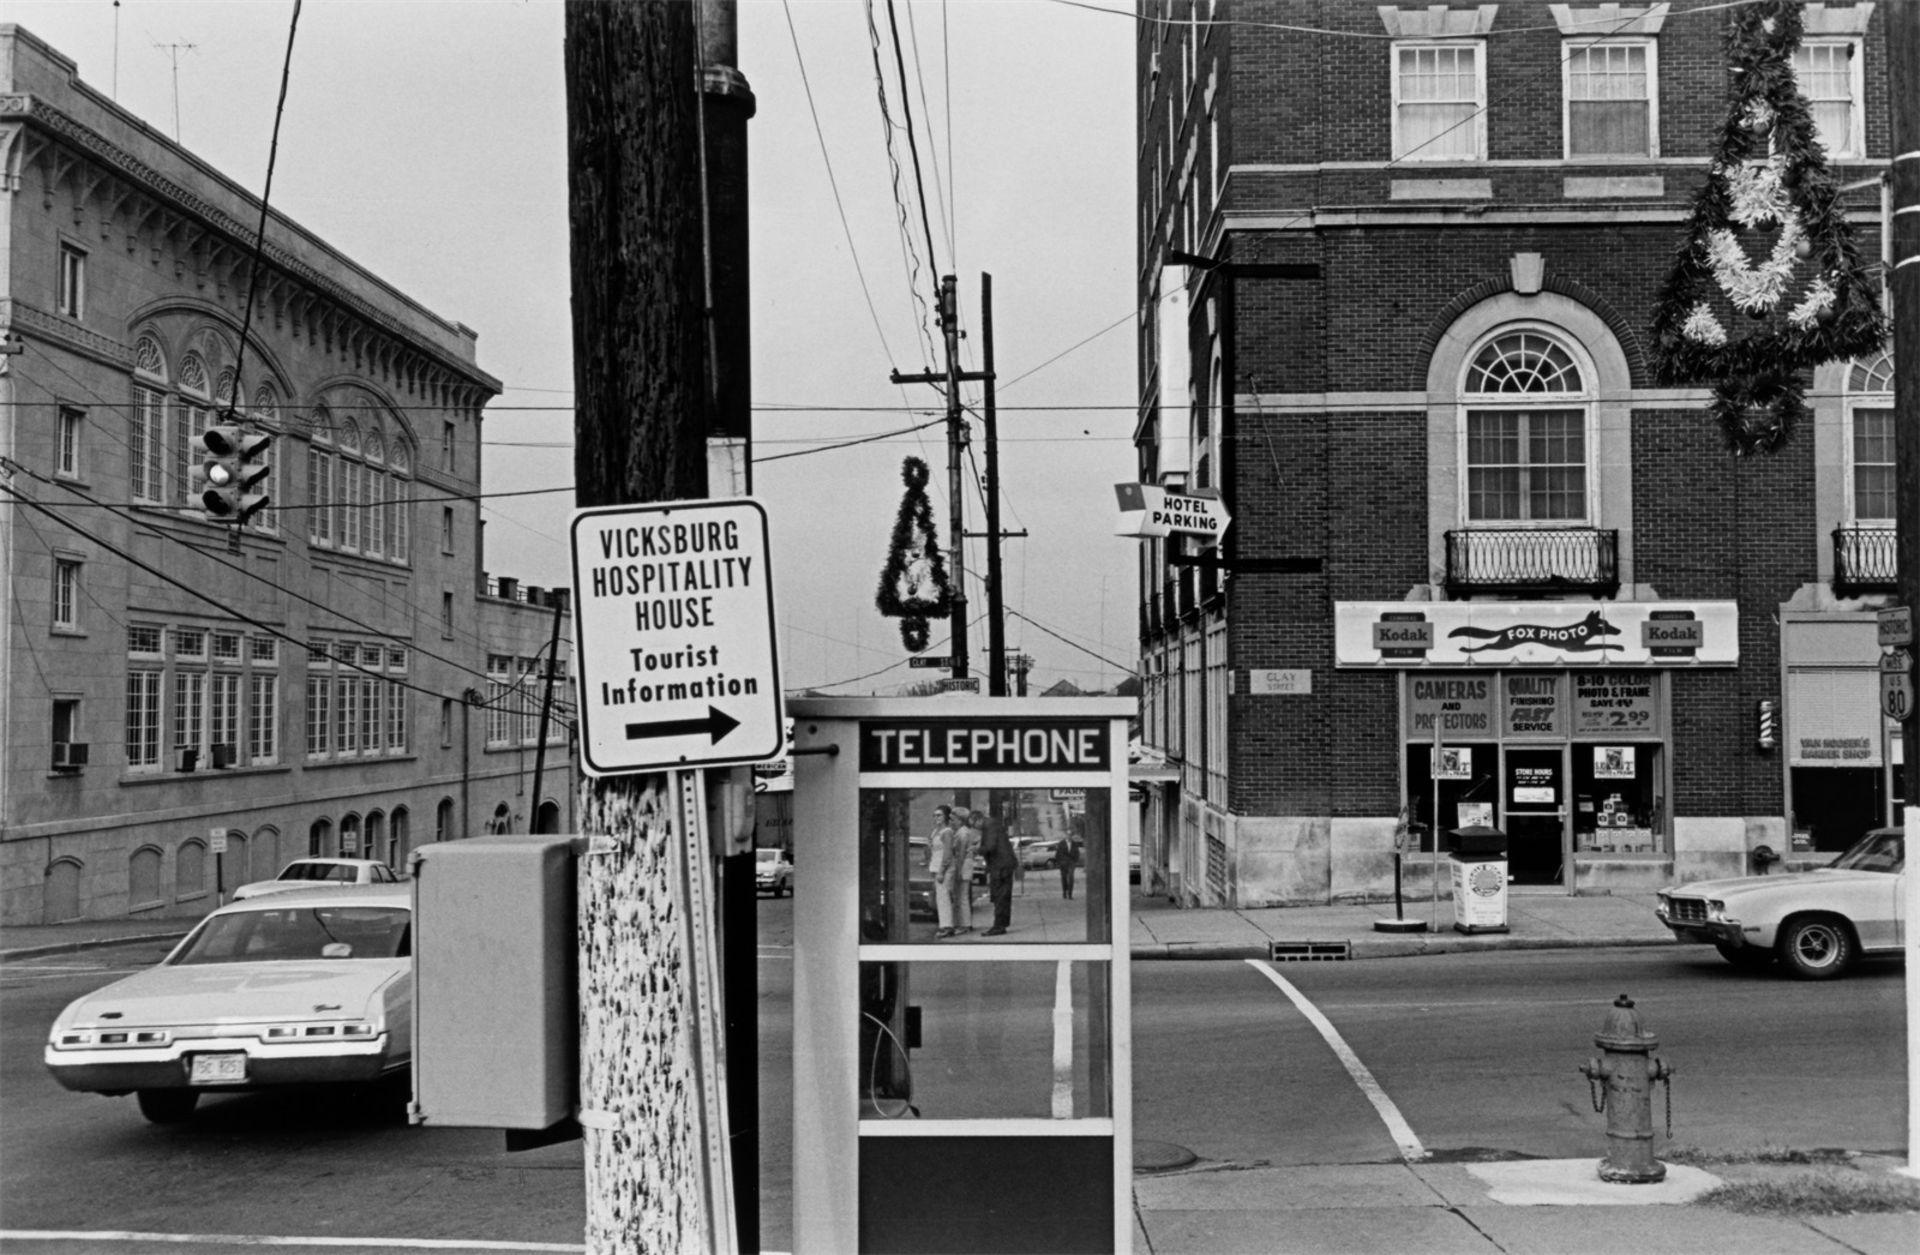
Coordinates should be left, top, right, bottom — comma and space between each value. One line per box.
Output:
0, 894, 1905, 1254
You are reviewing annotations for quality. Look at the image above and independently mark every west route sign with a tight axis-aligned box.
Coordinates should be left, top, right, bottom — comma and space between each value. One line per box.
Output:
570, 499, 785, 776
1113, 482, 1230, 541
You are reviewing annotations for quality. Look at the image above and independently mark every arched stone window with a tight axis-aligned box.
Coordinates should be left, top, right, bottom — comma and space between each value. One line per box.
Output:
45, 858, 83, 923
130, 334, 170, 504
366, 810, 387, 864
391, 806, 412, 868
251, 827, 282, 883
339, 421, 364, 552
1459, 328, 1595, 524
177, 838, 207, 899
310, 817, 334, 858
341, 813, 363, 857
436, 797, 455, 843
309, 406, 335, 547
174, 351, 215, 510
129, 845, 165, 911
1844, 352, 1894, 524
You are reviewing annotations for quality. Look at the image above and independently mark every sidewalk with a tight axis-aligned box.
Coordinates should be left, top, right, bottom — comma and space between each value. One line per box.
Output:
0, 914, 198, 960
1128, 884, 1677, 960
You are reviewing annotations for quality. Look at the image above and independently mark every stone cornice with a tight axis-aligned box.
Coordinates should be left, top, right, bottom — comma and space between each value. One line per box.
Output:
2, 297, 135, 372
1, 92, 500, 396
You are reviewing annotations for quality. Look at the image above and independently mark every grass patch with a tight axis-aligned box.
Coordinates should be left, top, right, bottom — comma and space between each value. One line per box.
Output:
1662, 1144, 1853, 1167
1695, 1171, 1920, 1216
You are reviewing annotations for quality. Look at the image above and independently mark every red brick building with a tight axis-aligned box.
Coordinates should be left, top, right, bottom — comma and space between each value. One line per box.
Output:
1133, 2, 1897, 906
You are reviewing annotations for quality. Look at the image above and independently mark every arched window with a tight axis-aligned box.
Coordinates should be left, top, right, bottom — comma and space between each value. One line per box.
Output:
130, 334, 170, 504
389, 441, 413, 564
248, 384, 281, 535
45, 857, 83, 923
1845, 352, 1894, 524
436, 797, 455, 843
366, 810, 387, 865
364, 432, 386, 558
310, 817, 334, 858
177, 839, 207, 898
1460, 329, 1593, 524
339, 421, 364, 551
174, 351, 214, 510
341, 813, 363, 857
129, 845, 165, 910
251, 827, 281, 883
309, 406, 336, 547
391, 806, 412, 869
225, 833, 250, 890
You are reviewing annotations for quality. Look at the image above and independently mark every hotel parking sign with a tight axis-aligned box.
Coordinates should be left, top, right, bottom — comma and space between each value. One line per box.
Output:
569, 499, 785, 776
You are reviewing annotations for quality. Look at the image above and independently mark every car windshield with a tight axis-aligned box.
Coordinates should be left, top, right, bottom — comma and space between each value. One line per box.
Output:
171, 905, 410, 964
1829, 831, 1903, 874
756, 850, 780, 865
278, 862, 355, 883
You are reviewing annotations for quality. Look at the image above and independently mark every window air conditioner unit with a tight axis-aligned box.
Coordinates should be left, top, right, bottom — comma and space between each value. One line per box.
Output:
177, 748, 199, 773
52, 742, 89, 771
211, 744, 238, 769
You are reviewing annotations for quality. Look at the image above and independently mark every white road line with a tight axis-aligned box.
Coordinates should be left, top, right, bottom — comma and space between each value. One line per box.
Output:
0, 1231, 586, 1251
1246, 958, 1429, 1162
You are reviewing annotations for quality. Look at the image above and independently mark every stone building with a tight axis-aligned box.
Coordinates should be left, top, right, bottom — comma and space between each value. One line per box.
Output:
0, 26, 573, 924
1133, 2, 1896, 906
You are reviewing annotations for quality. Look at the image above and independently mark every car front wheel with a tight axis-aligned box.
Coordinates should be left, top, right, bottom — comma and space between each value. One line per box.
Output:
136, 1089, 199, 1123
1776, 916, 1854, 980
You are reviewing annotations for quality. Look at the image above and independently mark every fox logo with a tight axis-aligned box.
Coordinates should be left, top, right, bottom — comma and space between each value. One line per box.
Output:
1448, 609, 1622, 654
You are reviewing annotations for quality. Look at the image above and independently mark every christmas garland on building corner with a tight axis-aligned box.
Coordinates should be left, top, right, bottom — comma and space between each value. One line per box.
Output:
874, 456, 956, 653
1648, 0, 1884, 456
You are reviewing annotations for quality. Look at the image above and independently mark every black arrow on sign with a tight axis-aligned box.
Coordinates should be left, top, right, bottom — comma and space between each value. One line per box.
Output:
625, 706, 741, 745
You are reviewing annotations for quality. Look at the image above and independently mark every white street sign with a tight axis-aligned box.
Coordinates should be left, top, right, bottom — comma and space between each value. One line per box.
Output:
570, 499, 785, 777
1879, 606, 1913, 649
1114, 483, 1231, 541
208, 827, 227, 854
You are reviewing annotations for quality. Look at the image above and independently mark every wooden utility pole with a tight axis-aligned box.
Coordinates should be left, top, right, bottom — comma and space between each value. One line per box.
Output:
1884, 0, 1919, 1186
564, 3, 727, 1251
980, 275, 1008, 694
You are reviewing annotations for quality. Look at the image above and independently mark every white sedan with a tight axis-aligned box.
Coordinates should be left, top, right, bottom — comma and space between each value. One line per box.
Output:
44, 885, 413, 1122
1654, 828, 1905, 980
231, 857, 400, 900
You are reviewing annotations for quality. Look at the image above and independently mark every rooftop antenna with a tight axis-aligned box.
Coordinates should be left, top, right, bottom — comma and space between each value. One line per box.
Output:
112, 1, 121, 99
152, 37, 197, 141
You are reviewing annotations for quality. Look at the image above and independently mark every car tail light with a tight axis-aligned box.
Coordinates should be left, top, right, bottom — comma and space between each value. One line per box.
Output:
53, 1028, 170, 1048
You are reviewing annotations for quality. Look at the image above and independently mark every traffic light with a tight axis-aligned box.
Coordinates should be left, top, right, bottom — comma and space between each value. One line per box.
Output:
193, 424, 272, 524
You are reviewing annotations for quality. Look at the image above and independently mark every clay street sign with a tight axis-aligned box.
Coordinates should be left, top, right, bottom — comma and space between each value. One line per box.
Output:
569, 499, 785, 776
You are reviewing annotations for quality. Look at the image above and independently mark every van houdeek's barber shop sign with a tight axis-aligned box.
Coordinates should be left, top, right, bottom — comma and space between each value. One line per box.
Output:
860, 720, 1112, 772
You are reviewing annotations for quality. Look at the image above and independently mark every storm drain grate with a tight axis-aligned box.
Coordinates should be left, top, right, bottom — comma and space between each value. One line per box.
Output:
1268, 940, 1351, 962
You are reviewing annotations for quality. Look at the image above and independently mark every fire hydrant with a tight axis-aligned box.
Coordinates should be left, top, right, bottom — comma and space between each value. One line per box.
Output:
1577, 994, 1673, 1184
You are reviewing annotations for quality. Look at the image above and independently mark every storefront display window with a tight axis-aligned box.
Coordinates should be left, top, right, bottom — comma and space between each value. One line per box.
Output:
1573, 744, 1664, 853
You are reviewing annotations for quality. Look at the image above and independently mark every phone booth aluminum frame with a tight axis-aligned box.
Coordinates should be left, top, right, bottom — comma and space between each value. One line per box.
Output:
790, 696, 1134, 1255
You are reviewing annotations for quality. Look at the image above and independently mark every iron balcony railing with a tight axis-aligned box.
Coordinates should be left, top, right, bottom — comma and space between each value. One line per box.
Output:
1833, 524, 1896, 593
1444, 527, 1619, 597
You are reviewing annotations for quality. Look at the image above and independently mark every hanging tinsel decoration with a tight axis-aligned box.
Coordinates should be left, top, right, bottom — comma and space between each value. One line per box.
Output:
874, 457, 956, 653
1648, 0, 1884, 455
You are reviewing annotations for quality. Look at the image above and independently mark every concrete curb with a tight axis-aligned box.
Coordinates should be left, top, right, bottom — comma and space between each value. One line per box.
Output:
1, 931, 190, 961
1131, 934, 1678, 961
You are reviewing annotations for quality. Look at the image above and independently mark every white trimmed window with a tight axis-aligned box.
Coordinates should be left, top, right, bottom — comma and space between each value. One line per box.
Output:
1461, 330, 1593, 523
306, 644, 333, 758
53, 559, 80, 631
487, 655, 514, 747
174, 352, 213, 512
131, 387, 167, 504
249, 673, 278, 764
1564, 40, 1657, 158
1792, 39, 1863, 159
57, 244, 86, 319
57, 406, 84, 478
126, 669, 162, 771
1392, 42, 1485, 160
1846, 353, 1895, 523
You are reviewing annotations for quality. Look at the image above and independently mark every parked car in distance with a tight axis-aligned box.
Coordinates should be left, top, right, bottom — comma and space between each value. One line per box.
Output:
1018, 838, 1061, 870
1654, 828, 1905, 980
755, 847, 794, 897
231, 857, 400, 900
1130, 841, 1142, 884
44, 884, 414, 1123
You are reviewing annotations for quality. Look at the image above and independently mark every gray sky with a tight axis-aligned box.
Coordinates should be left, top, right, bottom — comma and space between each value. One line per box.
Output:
10, 0, 1140, 694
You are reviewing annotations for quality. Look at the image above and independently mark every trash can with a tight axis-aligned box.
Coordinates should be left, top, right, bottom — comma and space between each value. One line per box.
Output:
1448, 824, 1509, 934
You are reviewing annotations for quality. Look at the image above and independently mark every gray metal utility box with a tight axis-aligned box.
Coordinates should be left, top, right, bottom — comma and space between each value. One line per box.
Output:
410, 833, 578, 1130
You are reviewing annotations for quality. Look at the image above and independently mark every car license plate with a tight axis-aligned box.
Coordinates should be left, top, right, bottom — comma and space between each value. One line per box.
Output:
189, 1052, 247, 1085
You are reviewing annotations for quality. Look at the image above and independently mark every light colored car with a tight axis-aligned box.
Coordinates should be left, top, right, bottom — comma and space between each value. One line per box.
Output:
1018, 838, 1061, 870
1654, 828, 1905, 980
231, 857, 400, 900
755, 848, 794, 897
44, 885, 413, 1123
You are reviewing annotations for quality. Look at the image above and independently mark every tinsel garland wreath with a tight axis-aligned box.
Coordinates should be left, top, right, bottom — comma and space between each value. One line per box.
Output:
874, 456, 955, 653
1647, 0, 1884, 455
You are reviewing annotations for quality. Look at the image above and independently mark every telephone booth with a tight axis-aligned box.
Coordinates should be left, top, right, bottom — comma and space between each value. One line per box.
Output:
790, 696, 1135, 1255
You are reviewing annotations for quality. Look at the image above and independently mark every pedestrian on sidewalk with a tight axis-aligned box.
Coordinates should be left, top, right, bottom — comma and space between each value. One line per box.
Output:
1055, 830, 1081, 899
978, 808, 1018, 935
929, 806, 959, 938
950, 805, 981, 935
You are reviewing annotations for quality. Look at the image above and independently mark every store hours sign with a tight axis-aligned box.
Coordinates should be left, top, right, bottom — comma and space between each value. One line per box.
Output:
569, 499, 785, 776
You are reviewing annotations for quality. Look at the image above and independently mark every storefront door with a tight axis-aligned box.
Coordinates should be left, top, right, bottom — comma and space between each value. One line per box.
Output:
1504, 747, 1568, 886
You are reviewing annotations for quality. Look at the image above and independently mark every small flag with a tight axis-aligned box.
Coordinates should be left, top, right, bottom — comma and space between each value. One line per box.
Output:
1114, 482, 1147, 511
